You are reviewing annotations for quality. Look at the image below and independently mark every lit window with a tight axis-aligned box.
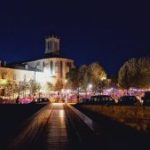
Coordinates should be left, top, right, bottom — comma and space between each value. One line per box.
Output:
24, 74, 26, 81
13, 74, 16, 80
55, 62, 60, 73
1, 72, 6, 79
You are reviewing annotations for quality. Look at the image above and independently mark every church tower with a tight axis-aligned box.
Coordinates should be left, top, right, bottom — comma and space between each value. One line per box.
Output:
45, 36, 60, 55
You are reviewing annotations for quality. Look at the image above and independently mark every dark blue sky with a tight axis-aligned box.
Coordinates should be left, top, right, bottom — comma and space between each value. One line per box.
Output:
0, 0, 150, 75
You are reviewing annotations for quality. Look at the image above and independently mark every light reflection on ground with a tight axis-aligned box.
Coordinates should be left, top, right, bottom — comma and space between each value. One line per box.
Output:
7, 104, 52, 150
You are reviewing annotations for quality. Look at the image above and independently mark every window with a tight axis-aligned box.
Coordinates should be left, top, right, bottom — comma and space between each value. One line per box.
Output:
60, 61, 63, 78
43, 62, 45, 68
50, 61, 53, 71
48, 41, 53, 50
54, 41, 58, 51
13, 74, 16, 80
55, 62, 60, 73
66, 62, 71, 68
66, 62, 72, 72
24, 74, 26, 81
1, 72, 6, 79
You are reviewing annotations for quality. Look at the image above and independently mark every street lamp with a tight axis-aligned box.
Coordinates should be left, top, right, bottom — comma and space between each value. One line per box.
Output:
64, 79, 68, 83
101, 76, 107, 81
88, 84, 93, 90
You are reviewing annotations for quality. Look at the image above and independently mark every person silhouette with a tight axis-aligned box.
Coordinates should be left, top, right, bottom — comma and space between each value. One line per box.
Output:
16, 96, 20, 104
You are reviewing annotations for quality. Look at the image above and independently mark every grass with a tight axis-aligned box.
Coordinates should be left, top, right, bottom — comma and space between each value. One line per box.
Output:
77, 105, 150, 132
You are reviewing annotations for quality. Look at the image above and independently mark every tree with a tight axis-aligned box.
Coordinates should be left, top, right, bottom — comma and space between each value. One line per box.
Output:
66, 68, 80, 102
66, 68, 79, 90
18, 81, 29, 97
12, 82, 20, 98
136, 57, 150, 88
88, 62, 107, 93
54, 79, 63, 91
29, 80, 41, 95
66, 63, 107, 95
78, 65, 89, 92
110, 75, 118, 88
47, 82, 53, 91
98, 79, 110, 94
5, 80, 13, 97
118, 57, 150, 90
0, 70, 7, 79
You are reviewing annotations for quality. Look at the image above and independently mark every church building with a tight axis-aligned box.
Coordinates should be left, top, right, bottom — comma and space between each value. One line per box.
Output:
0, 36, 75, 95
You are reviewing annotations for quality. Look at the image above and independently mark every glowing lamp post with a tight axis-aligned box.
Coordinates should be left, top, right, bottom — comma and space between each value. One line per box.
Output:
0, 79, 8, 86
88, 84, 93, 90
101, 76, 107, 81
87, 84, 93, 97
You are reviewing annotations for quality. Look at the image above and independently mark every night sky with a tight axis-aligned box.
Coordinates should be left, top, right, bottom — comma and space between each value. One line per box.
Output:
0, 0, 150, 75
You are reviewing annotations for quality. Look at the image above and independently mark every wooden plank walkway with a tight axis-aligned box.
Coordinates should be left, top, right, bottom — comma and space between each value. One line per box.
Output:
46, 103, 70, 150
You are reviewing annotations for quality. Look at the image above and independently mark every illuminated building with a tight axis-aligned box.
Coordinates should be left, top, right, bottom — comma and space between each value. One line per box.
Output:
0, 36, 75, 96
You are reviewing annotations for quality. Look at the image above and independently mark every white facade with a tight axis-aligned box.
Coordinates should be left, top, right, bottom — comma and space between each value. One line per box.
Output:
0, 36, 75, 94
25, 57, 74, 82
0, 57, 74, 93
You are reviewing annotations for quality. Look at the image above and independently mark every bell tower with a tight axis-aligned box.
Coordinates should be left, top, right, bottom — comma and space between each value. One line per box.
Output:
45, 36, 60, 55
